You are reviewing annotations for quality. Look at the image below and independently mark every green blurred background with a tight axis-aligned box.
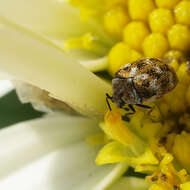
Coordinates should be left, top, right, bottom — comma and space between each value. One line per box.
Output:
0, 90, 43, 129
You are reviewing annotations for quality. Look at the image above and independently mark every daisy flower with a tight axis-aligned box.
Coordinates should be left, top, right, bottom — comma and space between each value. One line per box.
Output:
0, 0, 190, 190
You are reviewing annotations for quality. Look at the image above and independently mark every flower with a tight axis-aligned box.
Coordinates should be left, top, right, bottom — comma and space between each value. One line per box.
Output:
0, 113, 128, 189
0, 1, 145, 189
0, 0, 190, 190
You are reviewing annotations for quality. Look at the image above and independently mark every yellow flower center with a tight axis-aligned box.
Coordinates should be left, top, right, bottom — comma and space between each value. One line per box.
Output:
66, 1, 190, 189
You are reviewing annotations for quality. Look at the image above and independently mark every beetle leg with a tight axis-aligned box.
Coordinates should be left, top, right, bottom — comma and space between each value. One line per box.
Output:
128, 104, 136, 114
122, 104, 136, 118
122, 115, 130, 122
122, 105, 135, 122
135, 104, 153, 114
124, 107, 129, 111
135, 104, 152, 109
106, 93, 113, 111
122, 104, 136, 114
124, 104, 136, 115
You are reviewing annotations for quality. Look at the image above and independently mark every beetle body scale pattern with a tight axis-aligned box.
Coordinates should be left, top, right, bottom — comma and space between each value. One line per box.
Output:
111, 58, 178, 108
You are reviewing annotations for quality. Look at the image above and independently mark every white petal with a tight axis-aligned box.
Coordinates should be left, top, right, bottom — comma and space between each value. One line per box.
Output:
0, 80, 13, 97
0, 116, 127, 190
0, 0, 89, 36
0, 0, 115, 64
0, 0, 112, 43
0, 115, 98, 176
0, 16, 112, 117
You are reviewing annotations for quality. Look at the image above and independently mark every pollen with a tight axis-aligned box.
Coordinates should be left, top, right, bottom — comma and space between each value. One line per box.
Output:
177, 62, 190, 85
123, 21, 150, 51
180, 181, 190, 190
95, 141, 129, 165
158, 102, 169, 117
103, 5, 130, 38
164, 50, 185, 61
131, 148, 159, 165
108, 42, 142, 76
173, 131, 190, 171
149, 8, 174, 34
168, 59, 179, 71
69, 1, 190, 189
155, 0, 181, 9
142, 33, 169, 58
140, 119, 163, 140
128, 0, 155, 21
177, 169, 189, 183
179, 114, 190, 132
167, 24, 190, 51
174, 1, 190, 26
149, 184, 164, 190
160, 153, 174, 167
100, 110, 134, 146
104, 0, 126, 9
186, 86, 190, 107
164, 83, 186, 113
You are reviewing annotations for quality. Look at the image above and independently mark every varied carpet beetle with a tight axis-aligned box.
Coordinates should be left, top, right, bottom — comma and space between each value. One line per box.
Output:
106, 58, 178, 115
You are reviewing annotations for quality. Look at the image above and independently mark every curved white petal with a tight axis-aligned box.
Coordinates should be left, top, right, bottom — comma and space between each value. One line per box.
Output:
0, 0, 115, 65
0, 80, 13, 97
0, 0, 113, 44
0, 0, 74, 34
0, 0, 92, 36
0, 16, 112, 118
0, 115, 127, 190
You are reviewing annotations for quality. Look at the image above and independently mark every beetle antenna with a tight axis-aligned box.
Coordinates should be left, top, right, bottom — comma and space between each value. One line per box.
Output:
106, 93, 112, 111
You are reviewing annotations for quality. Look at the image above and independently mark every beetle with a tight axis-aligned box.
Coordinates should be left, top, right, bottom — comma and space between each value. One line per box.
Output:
106, 58, 178, 119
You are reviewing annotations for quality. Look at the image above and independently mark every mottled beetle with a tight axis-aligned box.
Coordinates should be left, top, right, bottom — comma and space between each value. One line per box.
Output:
106, 58, 178, 119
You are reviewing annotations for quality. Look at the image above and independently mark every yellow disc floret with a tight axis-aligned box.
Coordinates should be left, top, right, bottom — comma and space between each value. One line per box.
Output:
128, 0, 155, 21
181, 182, 190, 190
177, 169, 189, 183
164, 83, 186, 113
70, 2, 190, 188
104, 0, 126, 9
149, 184, 164, 190
100, 110, 134, 146
159, 101, 169, 117
131, 148, 159, 165
167, 24, 190, 51
108, 42, 142, 76
142, 33, 169, 58
95, 141, 129, 165
177, 62, 190, 85
186, 86, 190, 107
155, 0, 181, 9
168, 59, 179, 71
149, 8, 174, 34
123, 21, 150, 51
104, 5, 130, 38
173, 131, 190, 172
174, 1, 190, 26
164, 50, 185, 61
